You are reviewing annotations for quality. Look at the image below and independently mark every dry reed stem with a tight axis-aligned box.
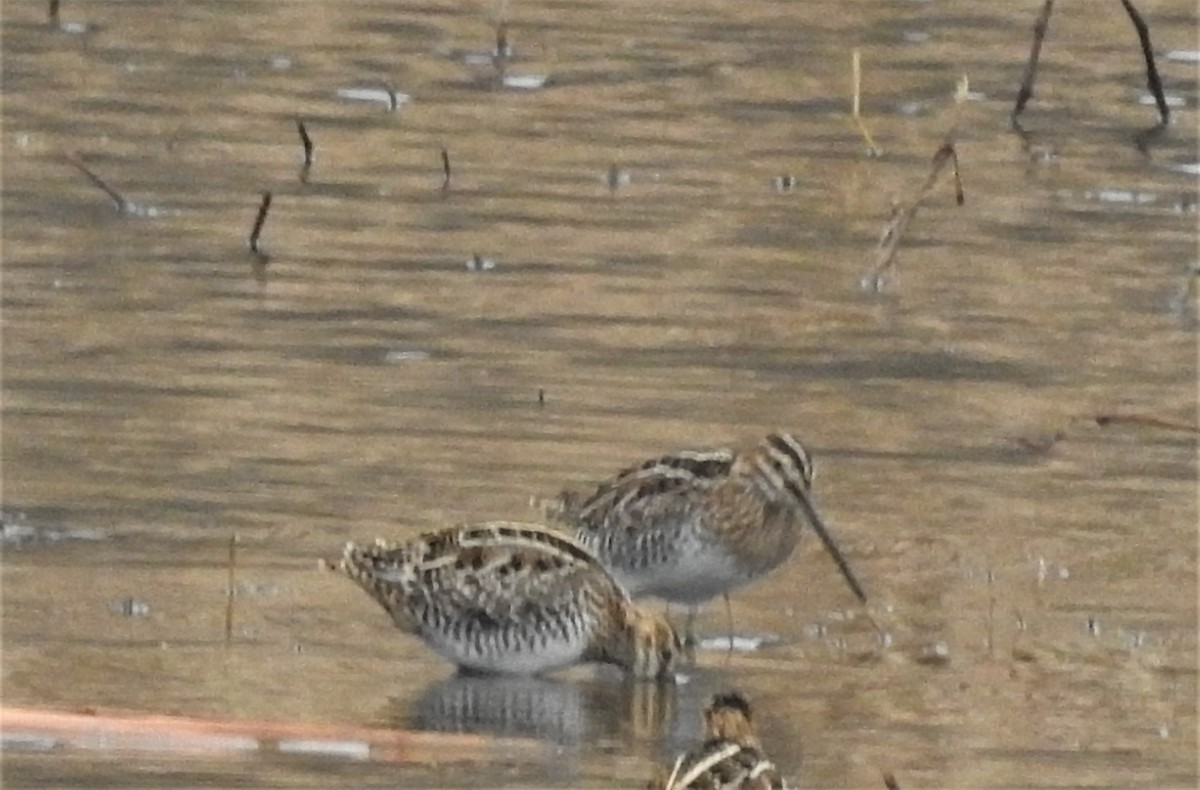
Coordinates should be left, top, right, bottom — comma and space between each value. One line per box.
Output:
851, 49, 883, 157
866, 140, 963, 284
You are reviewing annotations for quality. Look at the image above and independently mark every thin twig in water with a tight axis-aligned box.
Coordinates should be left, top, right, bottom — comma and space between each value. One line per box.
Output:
985, 566, 996, 657
224, 532, 238, 644
61, 154, 133, 213
1014, 0, 1169, 149
1119, 0, 1169, 126
851, 49, 883, 157
1011, 0, 1054, 131
1013, 410, 1199, 453
496, 20, 510, 60
296, 120, 314, 166
865, 141, 963, 289
1121, 0, 1171, 151
249, 191, 272, 267
1169, 264, 1199, 325
440, 147, 451, 192
493, 19, 510, 85
296, 120, 313, 183
606, 162, 622, 194
1092, 412, 1200, 434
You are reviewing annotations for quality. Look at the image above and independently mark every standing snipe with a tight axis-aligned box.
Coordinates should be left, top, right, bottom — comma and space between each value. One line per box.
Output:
648, 691, 785, 790
330, 521, 682, 680
545, 433, 866, 632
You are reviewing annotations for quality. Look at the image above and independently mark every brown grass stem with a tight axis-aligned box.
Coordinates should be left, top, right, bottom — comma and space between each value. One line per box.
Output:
865, 141, 963, 287
61, 154, 132, 213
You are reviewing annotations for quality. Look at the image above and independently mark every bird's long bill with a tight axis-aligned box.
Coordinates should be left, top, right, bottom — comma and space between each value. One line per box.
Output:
785, 479, 868, 604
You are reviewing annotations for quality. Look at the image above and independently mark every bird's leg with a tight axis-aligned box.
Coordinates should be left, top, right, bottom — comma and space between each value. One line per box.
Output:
684, 607, 699, 658
724, 593, 735, 652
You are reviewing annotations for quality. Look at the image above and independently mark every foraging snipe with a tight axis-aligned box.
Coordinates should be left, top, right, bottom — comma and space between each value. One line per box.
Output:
331, 522, 682, 680
648, 691, 785, 790
546, 433, 867, 613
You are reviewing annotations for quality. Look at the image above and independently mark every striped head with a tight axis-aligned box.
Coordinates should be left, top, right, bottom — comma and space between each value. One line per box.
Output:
729, 433, 815, 504
732, 433, 868, 606
704, 691, 758, 745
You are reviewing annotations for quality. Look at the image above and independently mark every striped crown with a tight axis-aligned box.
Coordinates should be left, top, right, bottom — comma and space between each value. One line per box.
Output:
731, 433, 815, 502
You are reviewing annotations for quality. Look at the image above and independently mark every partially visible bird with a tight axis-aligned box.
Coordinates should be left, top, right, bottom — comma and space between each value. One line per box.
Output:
648, 691, 787, 790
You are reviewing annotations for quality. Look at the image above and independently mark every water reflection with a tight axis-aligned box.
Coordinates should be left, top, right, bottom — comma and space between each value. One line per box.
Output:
400, 670, 751, 761
407, 675, 591, 747
404, 673, 686, 749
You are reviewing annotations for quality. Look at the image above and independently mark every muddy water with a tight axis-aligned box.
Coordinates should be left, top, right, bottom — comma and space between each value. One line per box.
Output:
2, 0, 1197, 787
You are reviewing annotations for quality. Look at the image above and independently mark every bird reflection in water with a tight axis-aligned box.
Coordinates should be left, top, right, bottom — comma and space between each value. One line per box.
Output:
395, 673, 685, 752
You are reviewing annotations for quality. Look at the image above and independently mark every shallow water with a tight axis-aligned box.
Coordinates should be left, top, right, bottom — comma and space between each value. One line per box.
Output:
3, 0, 1197, 787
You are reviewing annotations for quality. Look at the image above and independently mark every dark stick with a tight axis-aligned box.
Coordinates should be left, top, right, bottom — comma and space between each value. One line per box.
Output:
441, 147, 451, 191
49, 0, 60, 24
1012, 429, 1068, 453
385, 83, 399, 113
224, 532, 237, 644
493, 20, 510, 83
607, 162, 621, 194
947, 144, 964, 206
297, 120, 313, 183
1012, 0, 1054, 128
249, 190, 272, 262
1118, 0, 1169, 126
61, 154, 132, 213
296, 119, 314, 167
496, 20, 510, 60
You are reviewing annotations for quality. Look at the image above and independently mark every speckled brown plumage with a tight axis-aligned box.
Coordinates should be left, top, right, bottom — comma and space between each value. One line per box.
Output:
647, 691, 786, 790
546, 434, 866, 608
333, 522, 682, 679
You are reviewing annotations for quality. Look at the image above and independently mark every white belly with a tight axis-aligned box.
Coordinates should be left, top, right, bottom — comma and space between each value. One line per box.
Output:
422, 627, 591, 676
617, 545, 749, 605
